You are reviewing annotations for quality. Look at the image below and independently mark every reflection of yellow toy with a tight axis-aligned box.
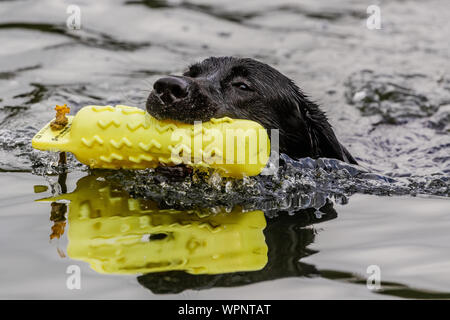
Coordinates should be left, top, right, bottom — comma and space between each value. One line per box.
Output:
41, 175, 268, 275
32, 105, 270, 177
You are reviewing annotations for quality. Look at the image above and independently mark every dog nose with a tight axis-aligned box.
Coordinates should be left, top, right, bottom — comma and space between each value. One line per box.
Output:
153, 76, 189, 104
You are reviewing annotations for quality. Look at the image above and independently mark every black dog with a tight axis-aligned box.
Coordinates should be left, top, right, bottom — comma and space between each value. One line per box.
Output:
146, 56, 357, 164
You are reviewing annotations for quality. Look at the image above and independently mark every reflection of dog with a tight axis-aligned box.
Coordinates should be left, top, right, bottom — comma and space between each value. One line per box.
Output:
147, 57, 357, 163
138, 200, 338, 294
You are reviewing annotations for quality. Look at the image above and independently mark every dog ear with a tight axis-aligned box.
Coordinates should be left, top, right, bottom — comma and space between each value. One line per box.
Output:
305, 106, 358, 164
292, 91, 358, 164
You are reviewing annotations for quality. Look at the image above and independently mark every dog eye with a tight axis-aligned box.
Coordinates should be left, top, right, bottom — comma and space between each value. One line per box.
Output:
188, 70, 199, 78
183, 70, 198, 78
185, 65, 201, 78
232, 82, 251, 91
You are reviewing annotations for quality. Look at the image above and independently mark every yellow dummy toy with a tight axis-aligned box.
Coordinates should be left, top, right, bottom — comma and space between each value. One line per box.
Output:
32, 105, 271, 177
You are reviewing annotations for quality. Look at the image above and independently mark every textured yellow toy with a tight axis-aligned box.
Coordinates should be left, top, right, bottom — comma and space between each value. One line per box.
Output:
40, 175, 268, 275
32, 105, 270, 177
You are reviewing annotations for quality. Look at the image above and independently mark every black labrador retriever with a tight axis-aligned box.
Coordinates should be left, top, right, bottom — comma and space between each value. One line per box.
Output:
146, 56, 357, 164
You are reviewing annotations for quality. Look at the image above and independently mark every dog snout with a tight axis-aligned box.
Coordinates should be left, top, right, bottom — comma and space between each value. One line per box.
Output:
153, 76, 190, 105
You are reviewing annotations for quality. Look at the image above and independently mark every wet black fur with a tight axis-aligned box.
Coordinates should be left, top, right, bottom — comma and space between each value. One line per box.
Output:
146, 56, 357, 163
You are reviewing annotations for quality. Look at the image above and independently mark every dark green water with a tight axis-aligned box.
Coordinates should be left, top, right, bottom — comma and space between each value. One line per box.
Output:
0, 0, 449, 299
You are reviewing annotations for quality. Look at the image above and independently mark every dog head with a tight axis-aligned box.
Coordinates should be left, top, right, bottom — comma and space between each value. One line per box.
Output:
146, 56, 356, 163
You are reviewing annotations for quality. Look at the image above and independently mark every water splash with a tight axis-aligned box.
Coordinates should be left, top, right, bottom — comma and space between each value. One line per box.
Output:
98, 154, 449, 217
